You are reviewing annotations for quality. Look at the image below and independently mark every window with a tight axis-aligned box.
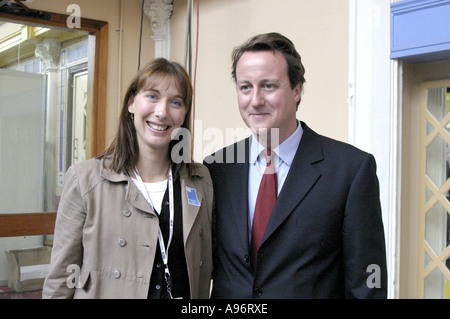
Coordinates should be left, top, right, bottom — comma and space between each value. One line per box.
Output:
420, 80, 450, 299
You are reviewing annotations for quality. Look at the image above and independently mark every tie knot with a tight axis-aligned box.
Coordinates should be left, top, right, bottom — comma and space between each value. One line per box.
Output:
262, 149, 275, 168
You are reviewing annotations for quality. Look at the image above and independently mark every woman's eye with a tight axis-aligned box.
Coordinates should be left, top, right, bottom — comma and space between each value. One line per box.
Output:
171, 99, 183, 107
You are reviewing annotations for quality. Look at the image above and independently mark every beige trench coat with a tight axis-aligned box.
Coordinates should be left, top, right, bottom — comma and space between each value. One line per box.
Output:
42, 157, 213, 299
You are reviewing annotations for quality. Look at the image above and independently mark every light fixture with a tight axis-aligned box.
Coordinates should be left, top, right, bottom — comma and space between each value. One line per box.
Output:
0, 0, 50, 19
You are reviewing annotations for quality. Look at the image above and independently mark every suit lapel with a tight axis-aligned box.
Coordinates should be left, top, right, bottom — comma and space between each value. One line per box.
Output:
262, 123, 324, 244
225, 138, 251, 250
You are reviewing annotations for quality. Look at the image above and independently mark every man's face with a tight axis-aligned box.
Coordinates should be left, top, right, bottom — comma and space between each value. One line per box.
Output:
235, 50, 301, 145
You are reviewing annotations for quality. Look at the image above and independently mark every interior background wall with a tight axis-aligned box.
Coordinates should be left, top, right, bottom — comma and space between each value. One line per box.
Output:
170, 0, 349, 161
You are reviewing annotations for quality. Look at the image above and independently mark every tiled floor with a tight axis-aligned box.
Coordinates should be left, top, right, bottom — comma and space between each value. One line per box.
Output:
0, 286, 42, 299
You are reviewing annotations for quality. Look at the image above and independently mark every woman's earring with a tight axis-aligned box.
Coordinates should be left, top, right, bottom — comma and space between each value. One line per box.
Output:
130, 113, 134, 120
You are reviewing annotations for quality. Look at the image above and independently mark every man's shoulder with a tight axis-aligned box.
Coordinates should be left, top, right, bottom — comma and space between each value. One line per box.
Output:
302, 122, 370, 160
204, 137, 250, 166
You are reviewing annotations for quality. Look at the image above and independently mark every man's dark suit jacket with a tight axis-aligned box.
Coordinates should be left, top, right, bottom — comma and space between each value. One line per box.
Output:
204, 122, 387, 298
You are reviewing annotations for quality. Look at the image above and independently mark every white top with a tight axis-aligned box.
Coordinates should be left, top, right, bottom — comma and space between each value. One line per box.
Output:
131, 178, 168, 214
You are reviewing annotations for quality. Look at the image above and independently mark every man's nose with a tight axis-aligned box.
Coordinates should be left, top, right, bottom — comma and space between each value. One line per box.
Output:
251, 88, 265, 107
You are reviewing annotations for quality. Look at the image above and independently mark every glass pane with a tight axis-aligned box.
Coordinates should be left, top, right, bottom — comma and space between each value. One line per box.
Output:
425, 201, 449, 255
426, 134, 448, 189
427, 87, 449, 122
424, 267, 449, 299
0, 70, 45, 213
426, 120, 435, 136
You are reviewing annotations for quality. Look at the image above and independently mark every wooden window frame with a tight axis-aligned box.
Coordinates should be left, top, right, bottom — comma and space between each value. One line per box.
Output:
0, 212, 56, 237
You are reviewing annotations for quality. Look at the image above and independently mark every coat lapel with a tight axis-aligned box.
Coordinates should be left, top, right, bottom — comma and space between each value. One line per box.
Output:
262, 123, 324, 244
100, 158, 157, 216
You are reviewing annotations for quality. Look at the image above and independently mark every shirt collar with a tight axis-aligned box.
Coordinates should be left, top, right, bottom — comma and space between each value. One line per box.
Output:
250, 120, 303, 166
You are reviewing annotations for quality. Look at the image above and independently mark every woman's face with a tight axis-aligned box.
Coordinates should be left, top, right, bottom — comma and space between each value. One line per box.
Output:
128, 77, 187, 154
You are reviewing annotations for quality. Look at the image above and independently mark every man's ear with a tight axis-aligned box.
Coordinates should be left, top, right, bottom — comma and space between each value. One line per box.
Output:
293, 82, 302, 104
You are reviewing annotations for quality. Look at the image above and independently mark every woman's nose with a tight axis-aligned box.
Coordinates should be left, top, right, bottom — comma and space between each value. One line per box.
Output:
154, 100, 168, 119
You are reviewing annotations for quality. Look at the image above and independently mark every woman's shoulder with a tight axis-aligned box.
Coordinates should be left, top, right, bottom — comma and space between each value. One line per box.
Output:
187, 162, 211, 181
66, 157, 105, 178
179, 163, 213, 192
64, 157, 103, 187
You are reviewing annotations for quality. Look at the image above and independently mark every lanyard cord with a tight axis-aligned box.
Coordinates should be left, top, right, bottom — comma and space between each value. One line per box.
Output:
134, 166, 174, 298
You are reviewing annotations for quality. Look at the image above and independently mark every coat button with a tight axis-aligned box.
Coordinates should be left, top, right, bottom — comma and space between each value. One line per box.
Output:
123, 209, 132, 217
113, 270, 121, 279
118, 238, 126, 247
244, 255, 250, 263
253, 288, 262, 297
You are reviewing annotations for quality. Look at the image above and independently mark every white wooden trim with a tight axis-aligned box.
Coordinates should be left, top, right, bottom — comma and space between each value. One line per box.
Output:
348, 0, 401, 298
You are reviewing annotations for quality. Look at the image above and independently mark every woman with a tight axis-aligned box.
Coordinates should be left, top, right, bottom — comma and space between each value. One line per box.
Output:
42, 58, 213, 299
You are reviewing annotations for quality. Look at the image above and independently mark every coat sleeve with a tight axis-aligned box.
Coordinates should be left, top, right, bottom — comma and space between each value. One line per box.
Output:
342, 153, 388, 298
42, 165, 86, 298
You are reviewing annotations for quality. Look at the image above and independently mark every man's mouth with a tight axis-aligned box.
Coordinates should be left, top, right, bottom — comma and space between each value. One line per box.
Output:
251, 113, 270, 118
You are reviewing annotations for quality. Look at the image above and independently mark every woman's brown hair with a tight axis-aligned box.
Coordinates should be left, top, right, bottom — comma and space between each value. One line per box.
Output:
97, 58, 194, 178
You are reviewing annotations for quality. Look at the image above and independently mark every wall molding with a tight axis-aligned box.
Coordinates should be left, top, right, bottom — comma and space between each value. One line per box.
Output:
391, 0, 450, 63
144, 0, 173, 59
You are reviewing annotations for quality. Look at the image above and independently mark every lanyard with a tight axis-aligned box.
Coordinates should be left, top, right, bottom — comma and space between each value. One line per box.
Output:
134, 166, 174, 298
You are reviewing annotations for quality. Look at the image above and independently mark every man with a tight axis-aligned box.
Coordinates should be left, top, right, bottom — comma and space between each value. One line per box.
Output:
204, 33, 387, 298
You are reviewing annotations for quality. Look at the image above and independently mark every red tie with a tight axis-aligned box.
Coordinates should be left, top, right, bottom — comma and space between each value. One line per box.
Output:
251, 149, 277, 269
